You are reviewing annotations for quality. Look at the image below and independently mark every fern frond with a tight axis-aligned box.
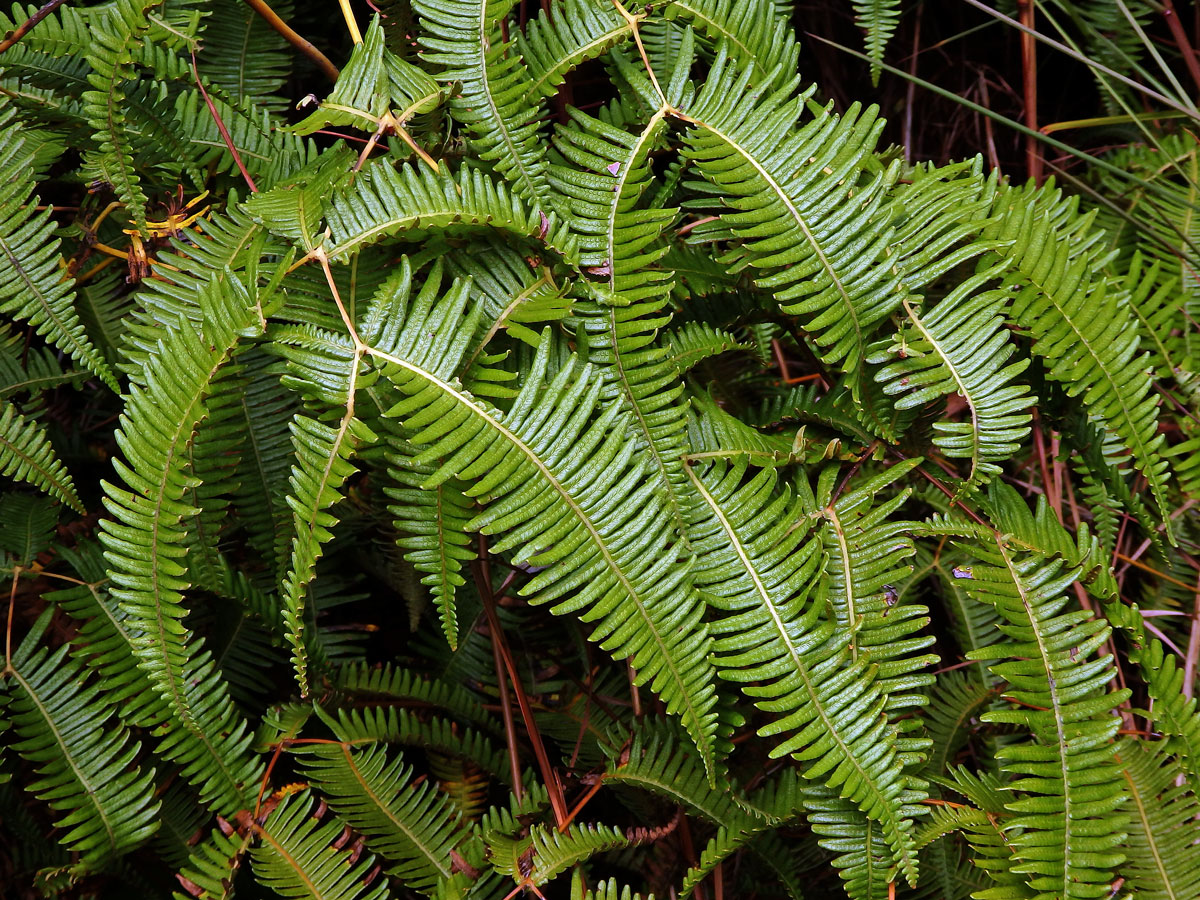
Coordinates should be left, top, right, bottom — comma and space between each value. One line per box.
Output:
0, 616, 159, 867
871, 270, 1034, 486
1116, 738, 1200, 900
98, 273, 263, 812
249, 791, 390, 900
198, 0, 294, 113
0, 401, 83, 512
292, 15, 443, 139
413, 0, 552, 205
664, 0, 799, 87
0, 109, 115, 388
383, 430, 474, 649
851, 0, 901, 85
356, 267, 721, 772
687, 457, 922, 884
680, 48, 899, 379
296, 742, 466, 894
325, 159, 576, 262
78, 0, 161, 230
172, 825, 252, 900
488, 821, 628, 887
279, 409, 377, 694
985, 183, 1174, 535
518, 0, 633, 101
960, 533, 1129, 899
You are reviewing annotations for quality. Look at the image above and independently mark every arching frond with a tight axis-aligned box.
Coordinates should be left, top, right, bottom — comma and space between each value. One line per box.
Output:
412, 0, 552, 205
249, 792, 390, 900
0, 614, 159, 868
872, 269, 1034, 486
984, 183, 1174, 536
296, 742, 467, 894
959, 534, 1129, 899
0, 402, 82, 511
687, 457, 921, 884
0, 110, 115, 388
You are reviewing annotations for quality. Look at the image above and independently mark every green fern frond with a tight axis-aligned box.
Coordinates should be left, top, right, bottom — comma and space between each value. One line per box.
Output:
960, 533, 1129, 899
172, 825, 252, 900
249, 791, 390, 900
78, 0, 162, 230
871, 269, 1034, 486
198, 0, 294, 113
851, 0, 901, 86
1116, 738, 1200, 900
985, 183, 1174, 536
296, 742, 467, 894
0, 401, 83, 512
0, 110, 115, 389
687, 457, 922, 884
325, 159, 577, 262
279, 410, 377, 693
518, 0, 634, 101
680, 48, 899, 379
0, 614, 159, 868
489, 820, 628, 887
292, 15, 443, 139
358, 266, 721, 773
384, 432, 473, 649
98, 273, 264, 811
664, 0, 799, 88
413, 0, 552, 205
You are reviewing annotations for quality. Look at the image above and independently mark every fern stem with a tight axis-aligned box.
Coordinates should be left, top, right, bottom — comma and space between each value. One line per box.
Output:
0, 0, 69, 55
242, 0, 340, 81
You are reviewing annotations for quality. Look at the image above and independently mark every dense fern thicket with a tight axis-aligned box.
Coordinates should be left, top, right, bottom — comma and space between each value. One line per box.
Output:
0, 0, 1199, 898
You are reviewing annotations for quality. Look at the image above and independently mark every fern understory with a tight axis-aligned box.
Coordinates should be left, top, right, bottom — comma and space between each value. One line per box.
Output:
0, 1, 1197, 898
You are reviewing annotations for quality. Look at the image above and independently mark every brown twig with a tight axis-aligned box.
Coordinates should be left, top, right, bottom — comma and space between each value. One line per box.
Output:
0, 0, 68, 56
1017, 0, 1041, 182
474, 535, 570, 826
242, 0, 340, 82
191, 51, 257, 193
474, 536, 524, 799
1162, 0, 1200, 98
1185, 572, 1200, 700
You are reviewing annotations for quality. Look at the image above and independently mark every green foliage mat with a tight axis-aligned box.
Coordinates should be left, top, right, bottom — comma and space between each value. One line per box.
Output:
0, 1, 1197, 898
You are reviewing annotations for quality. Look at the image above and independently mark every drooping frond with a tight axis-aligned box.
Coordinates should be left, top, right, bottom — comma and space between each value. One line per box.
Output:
517, 0, 634, 101
679, 48, 900, 379
686, 457, 921, 884
383, 429, 474, 649
362, 305, 721, 772
958, 531, 1129, 899
984, 183, 1174, 535
279, 406, 377, 693
871, 268, 1034, 486
851, 0, 901, 85
0, 401, 83, 511
248, 791, 391, 900
98, 273, 264, 812
412, 0, 552, 205
296, 742, 468, 895
324, 159, 577, 262
0, 614, 159, 868
0, 109, 115, 388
